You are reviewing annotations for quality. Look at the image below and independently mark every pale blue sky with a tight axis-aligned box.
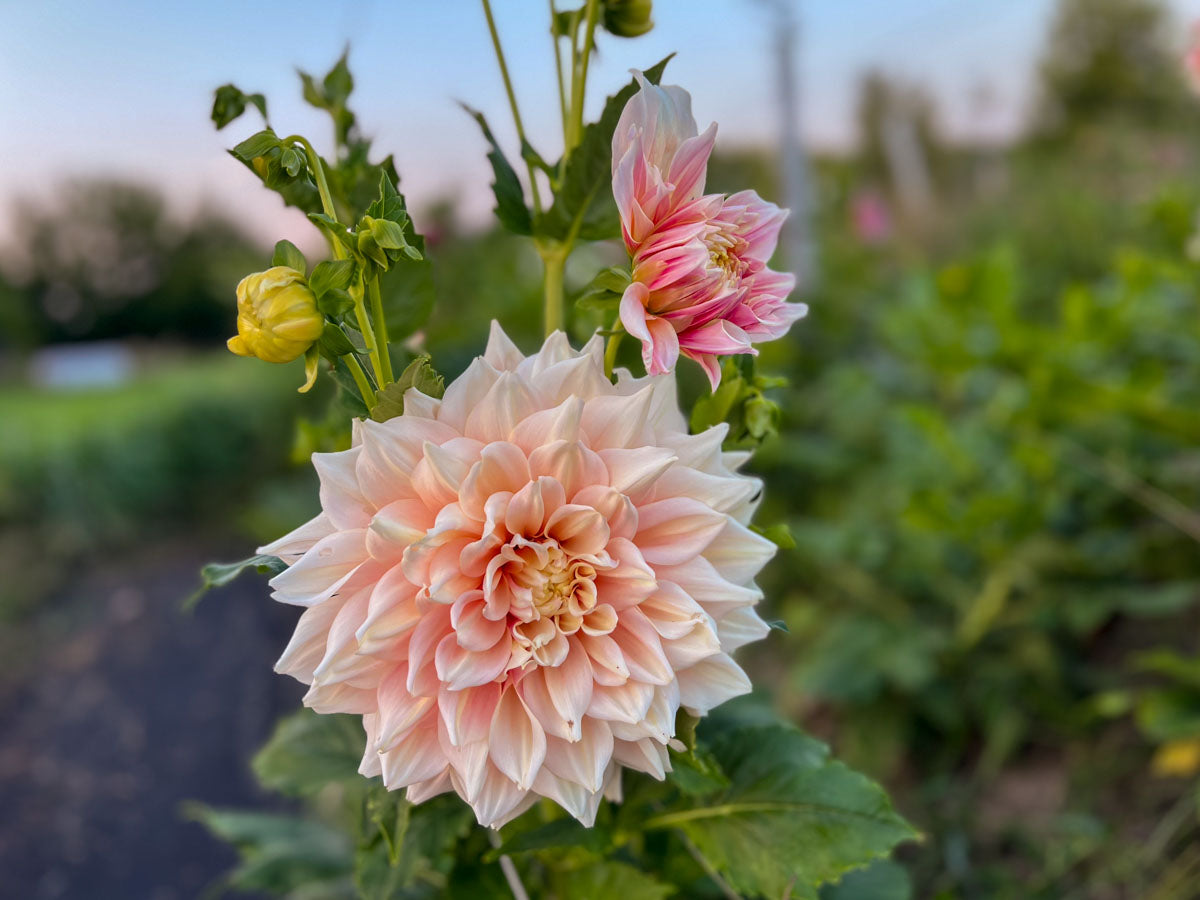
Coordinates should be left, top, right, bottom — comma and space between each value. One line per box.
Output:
3, 0, 1199, 247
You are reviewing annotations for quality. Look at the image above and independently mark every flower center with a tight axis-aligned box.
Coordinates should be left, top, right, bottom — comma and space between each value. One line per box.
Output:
705, 225, 748, 285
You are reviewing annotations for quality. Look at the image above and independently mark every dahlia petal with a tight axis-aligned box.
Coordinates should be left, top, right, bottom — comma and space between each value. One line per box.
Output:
716, 605, 772, 652
402, 388, 441, 419
406, 605, 452, 694
405, 769, 454, 804
665, 123, 717, 203
472, 764, 532, 828
571, 485, 639, 540
510, 396, 584, 451
257, 513, 334, 563
437, 680, 500, 749
598, 446, 676, 498
612, 737, 669, 780
655, 559, 763, 617
459, 441, 531, 520
483, 319, 524, 370
359, 713, 383, 777
435, 631, 511, 690
544, 504, 610, 558
528, 440, 608, 500
542, 639, 594, 741
380, 719, 446, 788
489, 687, 547, 790
649, 465, 759, 515
587, 679, 654, 724
581, 382, 656, 449
436, 356, 501, 431
611, 607, 674, 685
676, 653, 752, 714
268, 529, 365, 606
450, 593, 508, 651
635, 497, 727, 566
544, 716, 613, 792
377, 667, 438, 752
275, 601, 341, 683
703, 519, 778, 583
440, 729, 491, 801
313, 447, 373, 529
464, 371, 540, 443
505, 476, 564, 537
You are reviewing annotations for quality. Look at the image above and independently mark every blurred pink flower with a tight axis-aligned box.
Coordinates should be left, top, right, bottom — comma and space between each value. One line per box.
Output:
260, 323, 776, 827
1186, 23, 1200, 93
612, 75, 807, 387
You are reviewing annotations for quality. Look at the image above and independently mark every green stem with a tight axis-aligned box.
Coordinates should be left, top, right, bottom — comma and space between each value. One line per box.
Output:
351, 280, 386, 387
566, 0, 600, 152
540, 247, 566, 337
367, 276, 394, 384
604, 319, 624, 379
550, 0, 568, 132
481, 0, 544, 215
286, 135, 343, 249
342, 353, 376, 411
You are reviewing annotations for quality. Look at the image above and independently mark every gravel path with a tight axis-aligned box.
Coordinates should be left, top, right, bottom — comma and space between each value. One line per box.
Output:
0, 545, 305, 899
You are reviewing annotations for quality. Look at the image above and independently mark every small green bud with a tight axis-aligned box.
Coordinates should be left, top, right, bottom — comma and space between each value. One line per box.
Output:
603, 0, 653, 38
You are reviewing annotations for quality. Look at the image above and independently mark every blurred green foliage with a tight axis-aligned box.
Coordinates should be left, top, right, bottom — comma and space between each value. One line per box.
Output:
0, 355, 300, 617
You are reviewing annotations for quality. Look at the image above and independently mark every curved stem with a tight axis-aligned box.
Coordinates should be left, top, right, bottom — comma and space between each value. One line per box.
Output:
367, 276, 394, 384
481, 0, 544, 215
351, 281, 385, 387
341, 354, 376, 411
604, 319, 624, 379
285, 135, 343, 250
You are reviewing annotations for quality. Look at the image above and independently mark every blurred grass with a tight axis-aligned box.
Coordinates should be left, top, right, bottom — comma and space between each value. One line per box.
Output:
0, 354, 300, 619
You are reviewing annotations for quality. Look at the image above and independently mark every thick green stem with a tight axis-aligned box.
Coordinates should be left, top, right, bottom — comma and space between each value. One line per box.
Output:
604, 319, 624, 379
481, 0, 544, 215
367, 276, 394, 384
342, 354, 376, 411
540, 247, 566, 337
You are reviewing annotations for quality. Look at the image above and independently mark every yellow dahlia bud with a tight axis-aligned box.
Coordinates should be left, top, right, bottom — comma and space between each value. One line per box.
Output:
603, 0, 653, 38
227, 266, 324, 364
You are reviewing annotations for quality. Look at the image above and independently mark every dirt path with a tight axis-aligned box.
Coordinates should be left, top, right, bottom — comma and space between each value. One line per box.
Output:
0, 544, 305, 899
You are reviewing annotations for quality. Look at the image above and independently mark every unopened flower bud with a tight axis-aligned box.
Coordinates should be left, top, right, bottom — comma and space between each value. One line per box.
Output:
227, 266, 324, 364
603, 0, 653, 38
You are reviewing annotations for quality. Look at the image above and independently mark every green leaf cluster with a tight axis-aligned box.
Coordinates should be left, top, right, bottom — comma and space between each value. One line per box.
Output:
690, 356, 788, 450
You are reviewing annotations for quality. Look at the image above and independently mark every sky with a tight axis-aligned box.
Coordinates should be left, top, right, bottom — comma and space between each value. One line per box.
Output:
3, 0, 1200, 249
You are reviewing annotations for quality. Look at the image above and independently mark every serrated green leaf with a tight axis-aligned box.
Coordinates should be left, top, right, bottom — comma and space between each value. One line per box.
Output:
461, 103, 533, 236
371, 356, 445, 422
271, 239, 307, 273
647, 724, 918, 898
366, 171, 407, 224
539, 55, 672, 242
310, 259, 356, 298
251, 708, 364, 797
324, 50, 354, 105
232, 128, 282, 161
186, 554, 285, 610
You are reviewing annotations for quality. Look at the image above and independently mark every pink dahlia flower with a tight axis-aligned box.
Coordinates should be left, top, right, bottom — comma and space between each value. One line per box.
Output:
259, 323, 776, 828
612, 75, 808, 387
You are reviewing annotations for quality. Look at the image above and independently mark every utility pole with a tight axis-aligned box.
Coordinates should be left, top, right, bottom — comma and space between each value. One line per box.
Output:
755, 0, 817, 292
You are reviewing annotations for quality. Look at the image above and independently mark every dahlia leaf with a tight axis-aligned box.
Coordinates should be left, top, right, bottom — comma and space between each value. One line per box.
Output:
251, 708, 364, 797
186, 554, 286, 610
461, 103, 533, 236
485, 816, 612, 860
646, 723, 918, 898
820, 858, 913, 900
549, 859, 674, 900
211, 83, 267, 129
372, 356, 445, 423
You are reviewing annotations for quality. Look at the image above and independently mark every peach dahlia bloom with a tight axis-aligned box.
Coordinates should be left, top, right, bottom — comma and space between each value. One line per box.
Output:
612, 75, 808, 387
259, 324, 776, 827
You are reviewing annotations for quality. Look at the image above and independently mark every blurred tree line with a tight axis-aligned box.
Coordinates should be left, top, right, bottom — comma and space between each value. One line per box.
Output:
0, 180, 261, 352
